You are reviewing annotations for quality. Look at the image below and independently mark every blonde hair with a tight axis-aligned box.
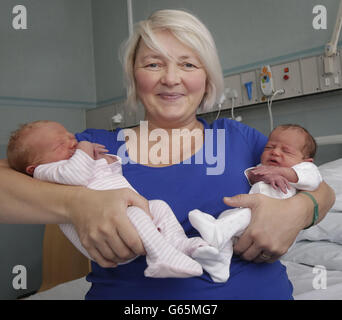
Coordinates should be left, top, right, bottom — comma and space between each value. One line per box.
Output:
7, 120, 52, 174
121, 9, 224, 112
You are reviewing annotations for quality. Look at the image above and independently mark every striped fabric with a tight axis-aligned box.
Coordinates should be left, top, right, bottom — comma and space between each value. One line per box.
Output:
34, 149, 206, 278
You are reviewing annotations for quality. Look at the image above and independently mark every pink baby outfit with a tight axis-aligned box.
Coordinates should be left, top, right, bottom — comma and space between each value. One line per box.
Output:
34, 149, 207, 278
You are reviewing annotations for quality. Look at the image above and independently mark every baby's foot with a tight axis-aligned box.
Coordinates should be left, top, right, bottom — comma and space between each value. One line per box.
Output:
192, 243, 233, 283
188, 209, 219, 247
144, 245, 203, 278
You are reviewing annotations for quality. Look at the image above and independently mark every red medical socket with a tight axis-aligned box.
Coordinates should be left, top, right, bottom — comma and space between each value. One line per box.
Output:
283, 75, 289, 80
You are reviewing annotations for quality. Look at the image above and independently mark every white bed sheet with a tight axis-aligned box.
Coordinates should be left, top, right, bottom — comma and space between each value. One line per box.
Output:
24, 277, 91, 300
282, 260, 342, 299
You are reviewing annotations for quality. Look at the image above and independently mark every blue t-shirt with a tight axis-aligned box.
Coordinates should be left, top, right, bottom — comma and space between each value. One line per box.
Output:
75, 118, 293, 300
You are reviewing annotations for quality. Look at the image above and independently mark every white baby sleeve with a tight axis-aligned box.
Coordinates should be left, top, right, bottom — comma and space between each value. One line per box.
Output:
290, 162, 322, 191
33, 149, 96, 186
244, 166, 258, 186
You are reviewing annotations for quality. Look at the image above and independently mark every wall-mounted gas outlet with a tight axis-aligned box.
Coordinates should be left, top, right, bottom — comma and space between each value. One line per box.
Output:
260, 65, 274, 96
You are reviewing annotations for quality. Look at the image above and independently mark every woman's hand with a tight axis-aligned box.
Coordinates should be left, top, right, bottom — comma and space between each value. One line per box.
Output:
223, 194, 309, 263
66, 187, 151, 268
224, 181, 334, 263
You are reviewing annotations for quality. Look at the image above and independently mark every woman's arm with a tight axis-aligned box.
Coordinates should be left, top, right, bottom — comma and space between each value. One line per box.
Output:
0, 158, 149, 267
223, 181, 335, 263
0, 158, 72, 224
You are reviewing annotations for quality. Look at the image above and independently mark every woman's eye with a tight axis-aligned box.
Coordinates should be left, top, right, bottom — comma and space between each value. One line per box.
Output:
181, 62, 197, 69
145, 63, 161, 69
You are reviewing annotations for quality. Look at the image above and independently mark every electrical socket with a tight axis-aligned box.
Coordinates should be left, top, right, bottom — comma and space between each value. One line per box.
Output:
225, 88, 238, 99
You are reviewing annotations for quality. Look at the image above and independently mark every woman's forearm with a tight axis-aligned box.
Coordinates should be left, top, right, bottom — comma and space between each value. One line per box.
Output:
0, 158, 77, 224
294, 180, 335, 229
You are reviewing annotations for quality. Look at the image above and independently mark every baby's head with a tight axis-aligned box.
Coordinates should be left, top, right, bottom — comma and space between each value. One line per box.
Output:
261, 124, 317, 168
7, 120, 77, 176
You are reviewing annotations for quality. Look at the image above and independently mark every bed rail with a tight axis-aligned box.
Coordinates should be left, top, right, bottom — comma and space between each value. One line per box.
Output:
315, 134, 342, 146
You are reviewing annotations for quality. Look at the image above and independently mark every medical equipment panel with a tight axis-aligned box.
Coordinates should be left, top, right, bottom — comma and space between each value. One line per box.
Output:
318, 52, 342, 91
270, 61, 302, 101
300, 56, 321, 95
241, 71, 259, 105
222, 74, 243, 110
221, 49, 342, 111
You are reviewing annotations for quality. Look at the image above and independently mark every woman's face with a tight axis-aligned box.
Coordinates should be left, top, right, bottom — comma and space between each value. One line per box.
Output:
134, 30, 207, 127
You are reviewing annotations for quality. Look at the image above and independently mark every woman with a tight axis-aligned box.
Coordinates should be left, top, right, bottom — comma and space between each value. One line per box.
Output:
0, 9, 335, 299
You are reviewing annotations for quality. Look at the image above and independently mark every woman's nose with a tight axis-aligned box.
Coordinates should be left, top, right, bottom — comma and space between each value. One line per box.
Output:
160, 64, 180, 86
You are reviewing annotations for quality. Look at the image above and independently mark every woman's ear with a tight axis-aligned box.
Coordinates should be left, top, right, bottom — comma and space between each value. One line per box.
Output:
26, 165, 37, 176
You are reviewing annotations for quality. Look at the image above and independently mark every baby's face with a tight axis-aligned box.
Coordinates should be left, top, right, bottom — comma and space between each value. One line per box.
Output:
29, 122, 78, 165
261, 128, 308, 168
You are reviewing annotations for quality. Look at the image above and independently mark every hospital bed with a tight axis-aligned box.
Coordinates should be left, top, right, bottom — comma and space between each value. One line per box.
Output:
24, 135, 342, 300
281, 151, 342, 300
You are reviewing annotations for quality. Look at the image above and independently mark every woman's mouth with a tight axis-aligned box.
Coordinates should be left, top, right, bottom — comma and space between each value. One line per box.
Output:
157, 93, 184, 101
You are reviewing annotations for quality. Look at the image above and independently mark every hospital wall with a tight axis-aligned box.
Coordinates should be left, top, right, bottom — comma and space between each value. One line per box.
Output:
0, 0, 90, 299
0, 0, 341, 299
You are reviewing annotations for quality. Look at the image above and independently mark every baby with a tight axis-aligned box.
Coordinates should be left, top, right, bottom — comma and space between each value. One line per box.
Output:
7, 120, 209, 278
189, 124, 322, 282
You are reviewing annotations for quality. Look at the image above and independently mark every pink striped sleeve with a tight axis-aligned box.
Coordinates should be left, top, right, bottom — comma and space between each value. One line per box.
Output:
33, 149, 96, 186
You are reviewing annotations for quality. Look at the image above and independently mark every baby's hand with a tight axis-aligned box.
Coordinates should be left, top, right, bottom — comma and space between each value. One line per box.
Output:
77, 141, 108, 160
249, 166, 290, 193
97, 154, 117, 164
261, 174, 290, 194
93, 145, 117, 164
250, 165, 282, 177
93, 143, 109, 160
77, 141, 97, 159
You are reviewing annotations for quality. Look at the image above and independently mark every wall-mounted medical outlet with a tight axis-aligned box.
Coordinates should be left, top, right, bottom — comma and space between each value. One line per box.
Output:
259, 65, 274, 97
241, 71, 259, 105
223, 74, 242, 109
112, 113, 123, 124
122, 104, 137, 128
317, 52, 342, 92
300, 56, 321, 95
271, 60, 302, 101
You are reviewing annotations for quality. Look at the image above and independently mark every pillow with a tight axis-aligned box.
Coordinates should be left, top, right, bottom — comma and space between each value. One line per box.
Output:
318, 158, 342, 212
